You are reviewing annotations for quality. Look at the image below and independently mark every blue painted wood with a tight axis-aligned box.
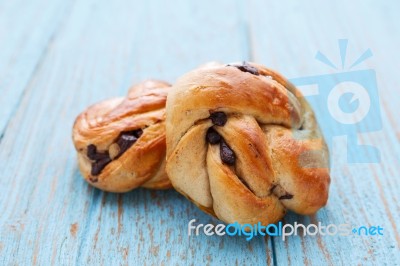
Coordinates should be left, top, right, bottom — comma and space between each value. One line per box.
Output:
247, 0, 400, 265
0, 0, 399, 265
0, 0, 74, 136
0, 0, 270, 265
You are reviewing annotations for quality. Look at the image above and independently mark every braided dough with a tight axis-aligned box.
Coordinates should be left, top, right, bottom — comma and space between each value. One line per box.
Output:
73, 80, 171, 192
166, 62, 330, 225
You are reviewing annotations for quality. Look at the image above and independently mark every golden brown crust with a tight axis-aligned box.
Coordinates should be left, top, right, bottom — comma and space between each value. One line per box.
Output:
165, 62, 330, 225
72, 80, 172, 192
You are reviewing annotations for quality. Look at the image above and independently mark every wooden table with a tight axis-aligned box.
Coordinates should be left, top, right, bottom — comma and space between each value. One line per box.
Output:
1, 0, 399, 265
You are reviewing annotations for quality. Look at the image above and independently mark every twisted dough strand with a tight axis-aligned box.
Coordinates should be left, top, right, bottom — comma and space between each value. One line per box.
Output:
166, 62, 330, 225
73, 80, 171, 192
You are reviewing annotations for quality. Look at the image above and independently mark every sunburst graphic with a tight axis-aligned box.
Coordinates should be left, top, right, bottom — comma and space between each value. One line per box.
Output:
315, 39, 373, 70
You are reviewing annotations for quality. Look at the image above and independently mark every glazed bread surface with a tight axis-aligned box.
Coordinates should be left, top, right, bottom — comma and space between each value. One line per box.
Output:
166, 62, 331, 225
73, 80, 171, 192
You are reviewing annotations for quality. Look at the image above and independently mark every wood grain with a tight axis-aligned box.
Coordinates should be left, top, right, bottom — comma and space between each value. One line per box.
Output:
0, 0, 74, 137
247, 0, 400, 265
0, 0, 399, 265
0, 0, 269, 265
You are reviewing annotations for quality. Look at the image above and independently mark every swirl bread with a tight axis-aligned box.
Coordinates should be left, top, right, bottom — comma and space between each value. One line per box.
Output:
166, 62, 330, 225
73, 80, 171, 192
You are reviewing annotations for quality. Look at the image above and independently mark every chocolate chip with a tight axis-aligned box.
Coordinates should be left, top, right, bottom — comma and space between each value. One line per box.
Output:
91, 152, 109, 161
87, 144, 111, 176
87, 144, 109, 160
117, 134, 137, 156
133, 129, 143, 138
87, 129, 143, 176
279, 194, 294, 200
206, 128, 221, 144
87, 144, 96, 158
228, 61, 259, 75
220, 139, 236, 165
210, 112, 227, 126
91, 157, 112, 176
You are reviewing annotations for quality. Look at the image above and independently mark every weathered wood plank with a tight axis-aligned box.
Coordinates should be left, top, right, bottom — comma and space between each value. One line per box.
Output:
1, 0, 399, 265
247, 0, 400, 265
0, 0, 272, 265
0, 0, 74, 137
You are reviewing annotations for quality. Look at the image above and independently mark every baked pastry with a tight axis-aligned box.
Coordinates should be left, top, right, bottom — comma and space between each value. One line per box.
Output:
73, 80, 171, 192
166, 62, 330, 225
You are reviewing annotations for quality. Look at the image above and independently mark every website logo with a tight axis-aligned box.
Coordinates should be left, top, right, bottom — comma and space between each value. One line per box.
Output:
188, 219, 384, 241
289, 39, 382, 163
